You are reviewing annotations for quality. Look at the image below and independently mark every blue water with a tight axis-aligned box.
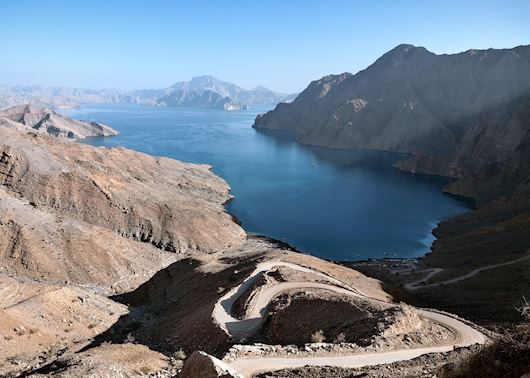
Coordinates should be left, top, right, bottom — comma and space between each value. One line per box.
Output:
64, 104, 470, 261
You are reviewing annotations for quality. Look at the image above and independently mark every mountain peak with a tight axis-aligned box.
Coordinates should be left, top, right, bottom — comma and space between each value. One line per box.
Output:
387, 44, 431, 56
251, 85, 273, 93
370, 44, 434, 70
189, 75, 219, 84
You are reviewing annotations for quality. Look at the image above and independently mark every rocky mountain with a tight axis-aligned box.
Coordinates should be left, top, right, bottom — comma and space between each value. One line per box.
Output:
0, 76, 295, 111
254, 43, 530, 326
0, 104, 118, 140
254, 44, 530, 204
163, 75, 294, 106
157, 89, 247, 111
153, 75, 299, 110
0, 92, 497, 378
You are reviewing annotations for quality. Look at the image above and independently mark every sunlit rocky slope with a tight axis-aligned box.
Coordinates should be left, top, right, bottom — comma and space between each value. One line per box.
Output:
0, 104, 118, 140
0, 109, 490, 377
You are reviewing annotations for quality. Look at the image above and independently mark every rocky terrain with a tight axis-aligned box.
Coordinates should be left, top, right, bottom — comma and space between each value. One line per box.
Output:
0, 119, 249, 376
0, 125, 245, 290
254, 43, 530, 325
254, 44, 530, 203
351, 181, 530, 324
0, 104, 118, 140
0, 104, 503, 377
0, 76, 295, 111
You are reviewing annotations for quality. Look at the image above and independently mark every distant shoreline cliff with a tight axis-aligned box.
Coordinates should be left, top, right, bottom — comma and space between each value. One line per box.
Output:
0, 104, 118, 140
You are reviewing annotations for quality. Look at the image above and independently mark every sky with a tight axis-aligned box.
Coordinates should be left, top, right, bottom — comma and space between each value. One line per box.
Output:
0, 0, 529, 93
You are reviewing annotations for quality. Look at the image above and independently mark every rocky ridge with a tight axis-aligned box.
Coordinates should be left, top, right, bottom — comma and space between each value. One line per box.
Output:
253, 44, 530, 204
0, 117, 247, 376
0, 125, 245, 291
252, 44, 530, 325
0, 104, 118, 140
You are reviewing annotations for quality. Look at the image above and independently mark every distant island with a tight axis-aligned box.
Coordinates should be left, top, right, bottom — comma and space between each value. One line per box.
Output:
0, 76, 297, 111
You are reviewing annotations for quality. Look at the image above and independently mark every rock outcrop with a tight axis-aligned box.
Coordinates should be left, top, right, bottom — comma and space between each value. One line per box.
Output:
180, 351, 243, 378
0, 104, 118, 140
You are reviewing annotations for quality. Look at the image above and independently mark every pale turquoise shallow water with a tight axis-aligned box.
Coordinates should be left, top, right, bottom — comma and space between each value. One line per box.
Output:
64, 104, 470, 261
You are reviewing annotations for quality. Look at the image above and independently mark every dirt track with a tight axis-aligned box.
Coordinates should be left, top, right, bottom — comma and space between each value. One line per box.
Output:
212, 260, 488, 377
403, 254, 530, 290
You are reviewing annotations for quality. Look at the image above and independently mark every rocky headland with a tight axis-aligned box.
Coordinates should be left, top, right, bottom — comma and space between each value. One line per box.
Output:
0, 104, 118, 140
253, 44, 530, 203
253, 44, 530, 324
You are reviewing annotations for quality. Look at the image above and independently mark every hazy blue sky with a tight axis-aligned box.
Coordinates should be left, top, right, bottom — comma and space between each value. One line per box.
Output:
1, 0, 529, 93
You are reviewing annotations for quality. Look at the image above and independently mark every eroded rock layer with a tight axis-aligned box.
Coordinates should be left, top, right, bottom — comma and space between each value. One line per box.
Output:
0, 104, 118, 140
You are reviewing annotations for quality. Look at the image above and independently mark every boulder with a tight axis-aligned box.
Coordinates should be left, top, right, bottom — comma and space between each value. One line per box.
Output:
180, 351, 243, 378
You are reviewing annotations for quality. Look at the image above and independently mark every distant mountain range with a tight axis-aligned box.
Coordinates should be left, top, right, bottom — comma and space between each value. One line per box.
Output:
0, 76, 297, 111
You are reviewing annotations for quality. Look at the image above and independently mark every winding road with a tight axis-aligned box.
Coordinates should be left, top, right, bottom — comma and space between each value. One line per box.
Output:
403, 254, 530, 290
212, 261, 368, 340
212, 260, 488, 377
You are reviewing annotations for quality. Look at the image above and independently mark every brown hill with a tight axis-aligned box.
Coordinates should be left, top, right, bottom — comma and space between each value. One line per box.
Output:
0, 126, 245, 292
0, 125, 245, 375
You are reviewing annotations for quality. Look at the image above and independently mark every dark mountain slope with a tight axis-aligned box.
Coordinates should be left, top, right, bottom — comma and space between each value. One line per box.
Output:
255, 44, 530, 323
254, 44, 530, 204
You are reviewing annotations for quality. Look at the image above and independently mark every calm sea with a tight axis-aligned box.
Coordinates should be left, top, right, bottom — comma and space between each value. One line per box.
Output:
64, 104, 470, 261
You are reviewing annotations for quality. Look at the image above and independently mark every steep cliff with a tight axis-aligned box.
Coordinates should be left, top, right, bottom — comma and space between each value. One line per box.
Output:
254, 44, 530, 203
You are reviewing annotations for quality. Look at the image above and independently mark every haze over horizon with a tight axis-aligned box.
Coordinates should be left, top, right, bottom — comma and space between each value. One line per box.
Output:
1, 1, 530, 376
1, 0, 529, 93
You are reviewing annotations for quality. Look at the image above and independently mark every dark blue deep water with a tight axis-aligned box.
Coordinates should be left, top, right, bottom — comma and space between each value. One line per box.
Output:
64, 104, 470, 261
